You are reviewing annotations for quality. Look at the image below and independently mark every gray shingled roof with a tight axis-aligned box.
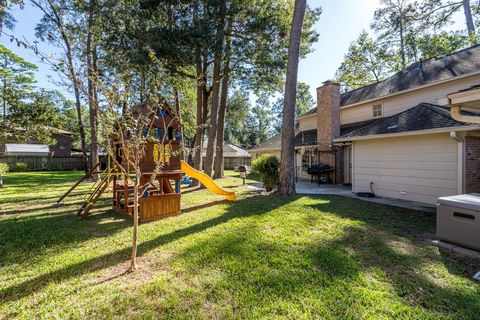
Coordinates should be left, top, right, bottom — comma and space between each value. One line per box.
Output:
294, 129, 317, 146
250, 119, 379, 151
341, 45, 480, 106
298, 107, 317, 117
202, 139, 250, 155
335, 103, 473, 140
297, 44, 480, 119
249, 133, 282, 151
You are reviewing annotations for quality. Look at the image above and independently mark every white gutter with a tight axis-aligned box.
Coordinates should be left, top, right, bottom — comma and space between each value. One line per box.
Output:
446, 87, 480, 124
450, 106, 480, 124
333, 125, 480, 143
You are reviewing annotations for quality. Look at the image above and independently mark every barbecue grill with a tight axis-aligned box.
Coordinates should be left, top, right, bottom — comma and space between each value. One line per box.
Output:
307, 164, 334, 185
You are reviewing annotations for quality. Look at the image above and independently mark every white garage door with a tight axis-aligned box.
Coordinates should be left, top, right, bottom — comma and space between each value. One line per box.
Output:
353, 133, 460, 204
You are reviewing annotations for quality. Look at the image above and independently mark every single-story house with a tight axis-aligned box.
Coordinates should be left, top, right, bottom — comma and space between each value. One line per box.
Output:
250, 44, 480, 205
0, 127, 83, 171
201, 139, 251, 169
0, 127, 73, 157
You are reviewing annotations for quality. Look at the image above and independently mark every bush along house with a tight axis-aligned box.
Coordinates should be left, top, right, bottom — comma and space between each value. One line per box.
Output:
250, 45, 480, 205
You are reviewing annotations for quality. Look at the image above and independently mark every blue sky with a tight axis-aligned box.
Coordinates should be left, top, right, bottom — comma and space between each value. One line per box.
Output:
2, 0, 383, 99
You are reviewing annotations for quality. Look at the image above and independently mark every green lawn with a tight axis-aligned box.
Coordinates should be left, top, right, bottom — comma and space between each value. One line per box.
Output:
0, 171, 479, 319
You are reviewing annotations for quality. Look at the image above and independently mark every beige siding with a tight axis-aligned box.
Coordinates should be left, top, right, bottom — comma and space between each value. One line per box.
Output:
298, 115, 316, 131
341, 73, 480, 125
353, 134, 460, 204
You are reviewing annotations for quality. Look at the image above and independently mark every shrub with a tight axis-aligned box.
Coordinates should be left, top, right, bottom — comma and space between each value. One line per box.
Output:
0, 162, 8, 188
10, 162, 29, 172
251, 154, 279, 192
0, 163, 8, 175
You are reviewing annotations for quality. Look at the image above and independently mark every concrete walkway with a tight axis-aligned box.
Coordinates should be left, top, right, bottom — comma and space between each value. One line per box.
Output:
248, 181, 436, 214
296, 180, 436, 213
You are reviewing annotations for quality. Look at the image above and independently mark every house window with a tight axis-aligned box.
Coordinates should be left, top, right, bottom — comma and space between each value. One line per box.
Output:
372, 104, 383, 118
302, 150, 314, 172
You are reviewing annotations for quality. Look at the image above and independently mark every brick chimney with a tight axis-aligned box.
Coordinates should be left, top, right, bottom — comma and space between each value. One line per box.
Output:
316, 81, 342, 183
316, 80, 340, 147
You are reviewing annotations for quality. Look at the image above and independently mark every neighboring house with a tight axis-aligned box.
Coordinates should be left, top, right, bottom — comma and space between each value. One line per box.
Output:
0, 127, 73, 157
0, 128, 81, 171
250, 45, 480, 205
202, 139, 251, 169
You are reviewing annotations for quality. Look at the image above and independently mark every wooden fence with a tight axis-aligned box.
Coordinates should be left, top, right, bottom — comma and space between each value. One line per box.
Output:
2, 155, 249, 172
202, 156, 251, 170
0, 155, 86, 171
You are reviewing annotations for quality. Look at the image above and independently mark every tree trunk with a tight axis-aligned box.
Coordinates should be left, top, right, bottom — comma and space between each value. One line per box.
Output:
73, 75, 88, 173
192, 45, 204, 186
122, 77, 129, 115
463, 0, 476, 44
278, 0, 307, 196
0, 0, 7, 37
213, 21, 232, 179
87, 1, 99, 181
33, 0, 88, 173
205, 0, 226, 177
66, 36, 88, 174
2, 58, 6, 124
129, 173, 139, 272
399, 12, 406, 70
174, 87, 185, 161
0, 175, 3, 188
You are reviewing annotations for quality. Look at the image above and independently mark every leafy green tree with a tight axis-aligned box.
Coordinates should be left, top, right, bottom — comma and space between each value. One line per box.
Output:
223, 91, 274, 149
6, 89, 62, 144
0, 45, 52, 144
53, 92, 91, 148
371, 0, 419, 70
418, 0, 477, 44
224, 91, 250, 146
415, 31, 469, 59
335, 31, 393, 91
32, 0, 89, 172
272, 82, 314, 131
0, 0, 23, 35
336, 1, 473, 91
0, 44, 36, 122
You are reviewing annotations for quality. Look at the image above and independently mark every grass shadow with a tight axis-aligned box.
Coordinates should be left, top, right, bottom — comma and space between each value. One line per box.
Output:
181, 199, 229, 214
0, 199, 129, 266
170, 195, 480, 318
0, 194, 290, 303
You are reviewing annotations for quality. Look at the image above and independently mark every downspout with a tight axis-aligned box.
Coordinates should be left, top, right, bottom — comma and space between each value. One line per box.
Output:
449, 131, 464, 194
449, 131, 462, 142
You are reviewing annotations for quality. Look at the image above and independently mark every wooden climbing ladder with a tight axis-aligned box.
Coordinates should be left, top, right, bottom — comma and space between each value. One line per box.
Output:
77, 171, 111, 218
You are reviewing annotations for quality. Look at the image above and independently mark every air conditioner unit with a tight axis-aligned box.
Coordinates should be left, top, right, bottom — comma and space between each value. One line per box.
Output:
437, 194, 480, 251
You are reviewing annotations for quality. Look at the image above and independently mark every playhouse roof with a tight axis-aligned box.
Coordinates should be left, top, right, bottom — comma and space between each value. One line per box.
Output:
130, 102, 180, 129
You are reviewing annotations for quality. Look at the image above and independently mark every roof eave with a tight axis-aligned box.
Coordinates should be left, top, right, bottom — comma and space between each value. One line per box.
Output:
333, 125, 480, 142
296, 113, 317, 120
340, 70, 480, 109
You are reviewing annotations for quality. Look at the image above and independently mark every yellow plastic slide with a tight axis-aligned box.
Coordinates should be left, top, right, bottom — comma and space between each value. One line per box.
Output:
181, 160, 236, 201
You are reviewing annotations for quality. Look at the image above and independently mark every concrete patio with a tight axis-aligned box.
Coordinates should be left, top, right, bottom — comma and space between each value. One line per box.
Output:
295, 180, 436, 213
248, 180, 436, 214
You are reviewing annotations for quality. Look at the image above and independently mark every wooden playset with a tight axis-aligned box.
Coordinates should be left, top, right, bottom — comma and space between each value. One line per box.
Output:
57, 102, 236, 223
